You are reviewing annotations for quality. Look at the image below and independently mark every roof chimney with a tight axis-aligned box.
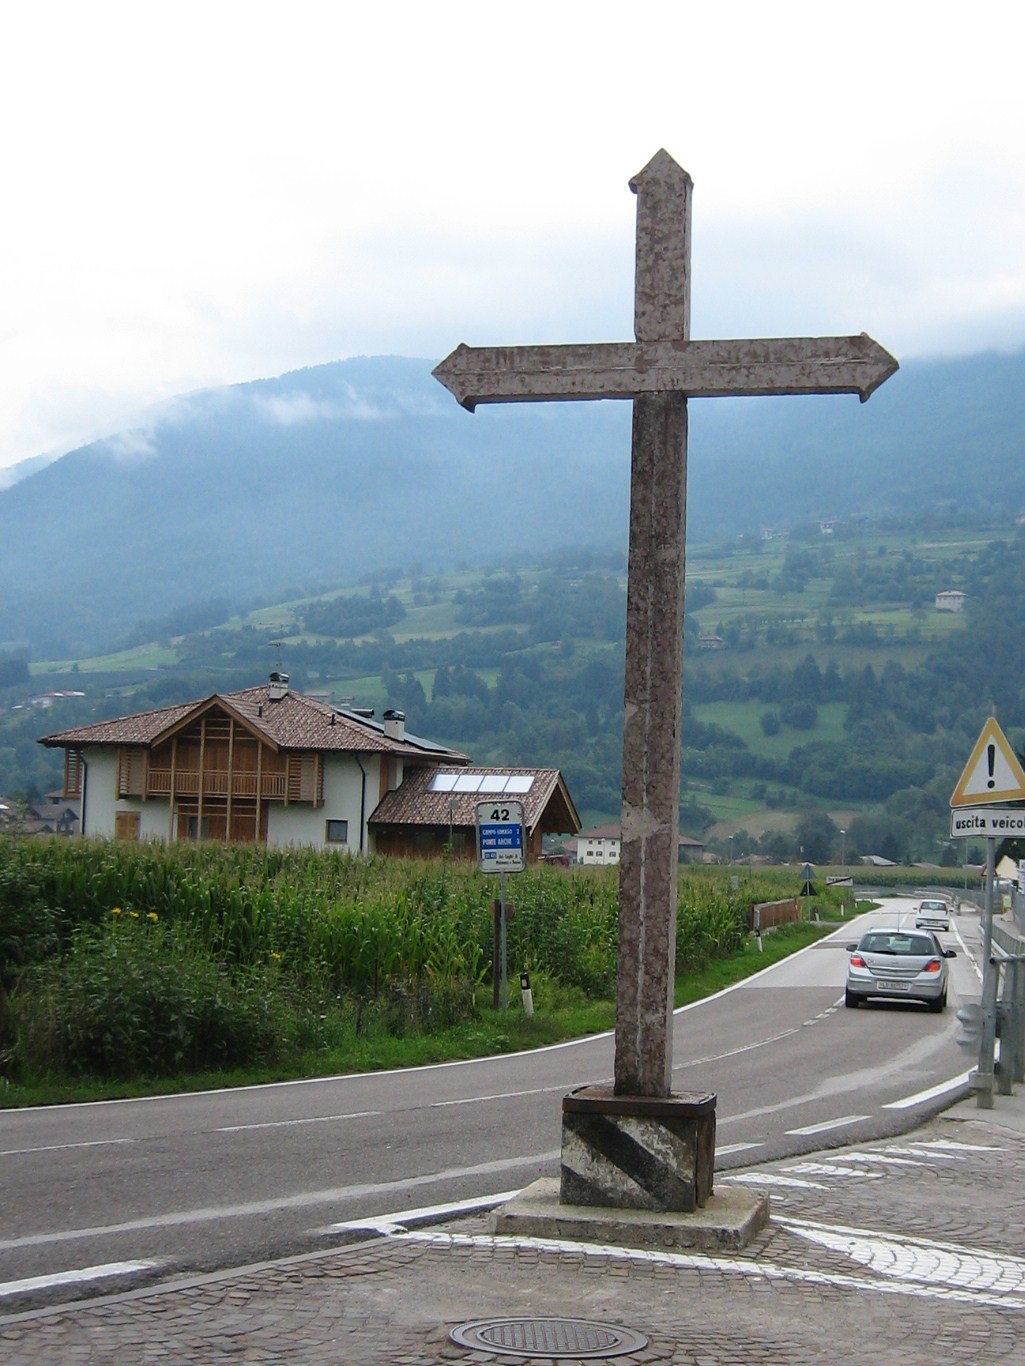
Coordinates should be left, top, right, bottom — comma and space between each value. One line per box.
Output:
268, 671, 290, 702
382, 708, 406, 741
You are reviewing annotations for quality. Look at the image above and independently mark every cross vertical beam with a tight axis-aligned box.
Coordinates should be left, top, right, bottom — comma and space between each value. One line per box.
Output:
615, 154, 693, 1095
433, 150, 897, 1125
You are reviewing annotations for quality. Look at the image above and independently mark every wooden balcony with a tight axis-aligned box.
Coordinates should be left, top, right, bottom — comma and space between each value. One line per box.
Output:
147, 769, 287, 800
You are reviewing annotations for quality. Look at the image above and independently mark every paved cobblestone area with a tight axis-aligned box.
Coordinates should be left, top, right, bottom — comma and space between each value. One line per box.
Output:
2, 1102, 1024, 1364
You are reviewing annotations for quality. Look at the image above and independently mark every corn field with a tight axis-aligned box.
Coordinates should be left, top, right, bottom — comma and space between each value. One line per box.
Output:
0, 837, 799, 1083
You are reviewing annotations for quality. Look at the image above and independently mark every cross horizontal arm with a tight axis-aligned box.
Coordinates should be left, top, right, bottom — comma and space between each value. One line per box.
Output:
433, 334, 898, 410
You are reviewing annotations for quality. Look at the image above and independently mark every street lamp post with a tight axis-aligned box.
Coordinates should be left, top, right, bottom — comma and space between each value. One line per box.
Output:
840, 828, 846, 869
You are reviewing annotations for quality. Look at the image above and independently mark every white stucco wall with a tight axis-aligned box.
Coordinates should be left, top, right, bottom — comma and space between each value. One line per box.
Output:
80, 750, 171, 839
266, 753, 382, 851
80, 746, 384, 852
80, 749, 118, 837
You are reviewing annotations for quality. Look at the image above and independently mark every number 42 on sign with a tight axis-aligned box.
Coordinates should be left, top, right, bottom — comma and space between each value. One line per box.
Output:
476, 800, 526, 874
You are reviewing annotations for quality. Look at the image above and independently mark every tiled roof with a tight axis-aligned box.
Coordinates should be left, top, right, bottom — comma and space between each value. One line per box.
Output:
39, 684, 469, 763
370, 766, 579, 834
39, 698, 198, 748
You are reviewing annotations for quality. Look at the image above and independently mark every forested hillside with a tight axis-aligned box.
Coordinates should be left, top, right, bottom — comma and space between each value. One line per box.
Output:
1, 347, 1024, 658
5, 519, 1022, 866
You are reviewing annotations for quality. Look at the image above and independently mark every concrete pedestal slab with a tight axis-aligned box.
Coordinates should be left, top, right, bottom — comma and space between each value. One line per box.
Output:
490, 1177, 769, 1252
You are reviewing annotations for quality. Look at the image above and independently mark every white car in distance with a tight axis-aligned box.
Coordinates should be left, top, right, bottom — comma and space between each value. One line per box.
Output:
914, 897, 952, 932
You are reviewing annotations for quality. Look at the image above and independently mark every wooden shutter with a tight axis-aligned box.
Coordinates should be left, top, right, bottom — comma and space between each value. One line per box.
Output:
286, 754, 322, 805
118, 748, 147, 797
115, 811, 140, 840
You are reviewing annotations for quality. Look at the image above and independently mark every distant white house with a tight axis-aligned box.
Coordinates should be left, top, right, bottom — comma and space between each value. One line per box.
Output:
576, 824, 622, 865
935, 590, 967, 612
574, 824, 704, 866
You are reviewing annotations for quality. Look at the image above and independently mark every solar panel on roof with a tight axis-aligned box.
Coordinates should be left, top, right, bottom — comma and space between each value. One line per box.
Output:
429, 771, 535, 795
476, 774, 513, 792
428, 773, 459, 791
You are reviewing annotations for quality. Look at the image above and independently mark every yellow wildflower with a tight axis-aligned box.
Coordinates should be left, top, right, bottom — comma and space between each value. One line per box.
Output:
111, 907, 122, 916
147, 912, 159, 922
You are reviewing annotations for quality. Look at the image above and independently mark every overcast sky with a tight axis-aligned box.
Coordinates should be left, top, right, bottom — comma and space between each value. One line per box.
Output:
1, 1, 1023, 472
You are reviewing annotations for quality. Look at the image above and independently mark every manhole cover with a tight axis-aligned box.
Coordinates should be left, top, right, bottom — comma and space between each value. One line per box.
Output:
449, 1316, 648, 1359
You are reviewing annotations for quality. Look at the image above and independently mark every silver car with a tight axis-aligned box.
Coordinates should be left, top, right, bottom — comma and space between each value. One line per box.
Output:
845, 927, 955, 1011
914, 898, 951, 931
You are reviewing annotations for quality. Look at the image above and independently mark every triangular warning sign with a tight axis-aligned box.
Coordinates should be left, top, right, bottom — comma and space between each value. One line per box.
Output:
950, 718, 1025, 807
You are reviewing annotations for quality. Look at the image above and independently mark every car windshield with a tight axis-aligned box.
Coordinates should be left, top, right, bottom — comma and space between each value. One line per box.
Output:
860, 933, 936, 956
920, 901, 945, 911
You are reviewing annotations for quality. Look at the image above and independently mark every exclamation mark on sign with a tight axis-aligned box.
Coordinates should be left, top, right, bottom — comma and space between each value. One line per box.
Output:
988, 743, 996, 788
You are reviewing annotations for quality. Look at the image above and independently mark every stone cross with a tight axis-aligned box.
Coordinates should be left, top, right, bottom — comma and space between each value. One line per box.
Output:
435, 150, 897, 1099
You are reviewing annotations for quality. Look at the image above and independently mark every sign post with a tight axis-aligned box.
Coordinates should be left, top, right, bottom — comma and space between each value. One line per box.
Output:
949, 718, 1025, 1107
477, 800, 526, 1012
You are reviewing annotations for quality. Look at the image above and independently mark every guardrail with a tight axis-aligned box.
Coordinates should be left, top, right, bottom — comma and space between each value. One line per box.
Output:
994, 930, 1025, 1096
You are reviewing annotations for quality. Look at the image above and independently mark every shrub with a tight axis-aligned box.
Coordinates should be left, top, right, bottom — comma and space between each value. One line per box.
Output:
8, 913, 296, 1080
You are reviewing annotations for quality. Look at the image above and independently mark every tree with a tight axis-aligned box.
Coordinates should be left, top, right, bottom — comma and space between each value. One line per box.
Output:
794, 810, 839, 864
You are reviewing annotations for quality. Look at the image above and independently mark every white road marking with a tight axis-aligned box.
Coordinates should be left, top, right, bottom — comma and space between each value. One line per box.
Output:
883, 1145, 964, 1162
216, 1110, 381, 1133
715, 1142, 764, 1156
786, 1115, 869, 1135
720, 1172, 827, 1190
780, 1216, 1025, 1294
0, 1152, 560, 1253
0, 1261, 158, 1298
678, 1025, 800, 1069
822, 1151, 926, 1167
783, 1162, 879, 1179
0, 1139, 135, 1158
951, 920, 982, 979
430, 1086, 564, 1109
403, 1230, 1025, 1310
883, 1145, 970, 1159
912, 1139, 1001, 1152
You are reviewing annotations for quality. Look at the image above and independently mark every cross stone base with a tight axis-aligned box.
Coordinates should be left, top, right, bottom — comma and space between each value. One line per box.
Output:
560, 1085, 716, 1212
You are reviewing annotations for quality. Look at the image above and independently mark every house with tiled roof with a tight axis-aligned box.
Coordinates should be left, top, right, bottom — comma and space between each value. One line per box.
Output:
39, 674, 580, 857
371, 765, 579, 860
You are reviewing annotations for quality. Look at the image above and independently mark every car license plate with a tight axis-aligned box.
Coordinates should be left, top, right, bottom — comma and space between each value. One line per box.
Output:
877, 980, 909, 990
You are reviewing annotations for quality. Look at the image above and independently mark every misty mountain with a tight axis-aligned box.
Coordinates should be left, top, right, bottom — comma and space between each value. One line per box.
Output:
1, 348, 1023, 657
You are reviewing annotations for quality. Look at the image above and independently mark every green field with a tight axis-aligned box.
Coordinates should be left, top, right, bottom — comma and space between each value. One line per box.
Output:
694, 699, 849, 760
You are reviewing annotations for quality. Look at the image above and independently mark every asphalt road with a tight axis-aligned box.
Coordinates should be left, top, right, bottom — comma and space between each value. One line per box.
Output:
0, 895, 978, 1311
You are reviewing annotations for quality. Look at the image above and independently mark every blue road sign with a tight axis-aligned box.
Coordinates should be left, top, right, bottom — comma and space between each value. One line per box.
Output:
476, 799, 526, 873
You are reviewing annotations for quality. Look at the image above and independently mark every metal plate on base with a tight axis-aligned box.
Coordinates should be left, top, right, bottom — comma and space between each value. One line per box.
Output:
449, 1316, 648, 1358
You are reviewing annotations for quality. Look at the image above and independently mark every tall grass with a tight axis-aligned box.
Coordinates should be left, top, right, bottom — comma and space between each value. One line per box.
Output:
0, 837, 806, 1086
